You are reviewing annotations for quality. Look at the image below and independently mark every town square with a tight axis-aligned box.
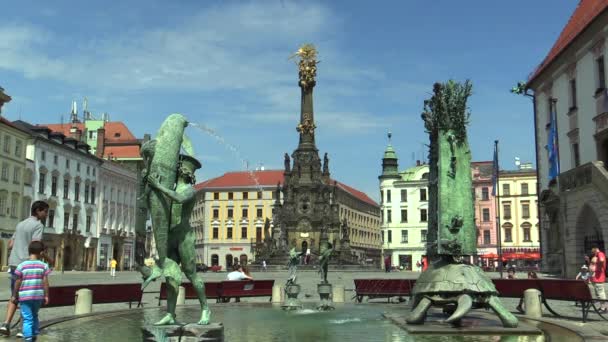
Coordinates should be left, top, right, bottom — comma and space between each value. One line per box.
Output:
1, 1, 608, 341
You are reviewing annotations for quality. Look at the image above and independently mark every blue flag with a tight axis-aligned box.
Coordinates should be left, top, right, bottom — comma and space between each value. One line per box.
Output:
491, 143, 498, 196
547, 109, 560, 180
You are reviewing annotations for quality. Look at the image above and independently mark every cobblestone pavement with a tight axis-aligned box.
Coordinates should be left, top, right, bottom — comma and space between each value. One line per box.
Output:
0, 270, 604, 340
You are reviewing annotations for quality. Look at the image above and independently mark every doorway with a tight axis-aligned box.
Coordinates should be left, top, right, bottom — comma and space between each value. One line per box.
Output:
63, 246, 72, 271
226, 254, 233, 269
211, 254, 219, 266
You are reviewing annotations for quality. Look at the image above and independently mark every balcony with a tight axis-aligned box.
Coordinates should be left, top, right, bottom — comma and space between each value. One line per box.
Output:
559, 161, 608, 197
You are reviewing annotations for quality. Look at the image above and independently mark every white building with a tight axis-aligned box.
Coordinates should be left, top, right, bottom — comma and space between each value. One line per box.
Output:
97, 160, 137, 270
14, 121, 101, 271
379, 134, 429, 270
525, 1, 608, 277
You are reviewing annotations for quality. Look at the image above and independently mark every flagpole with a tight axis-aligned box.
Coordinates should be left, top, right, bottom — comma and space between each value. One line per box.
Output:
494, 140, 503, 279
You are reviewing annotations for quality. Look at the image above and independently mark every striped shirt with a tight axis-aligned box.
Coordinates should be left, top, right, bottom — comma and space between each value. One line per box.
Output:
14, 260, 50, 302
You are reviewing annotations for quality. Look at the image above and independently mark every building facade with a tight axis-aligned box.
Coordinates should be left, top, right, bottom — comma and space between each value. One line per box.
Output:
97, 161, 137, 271
0, 118, 28, 268
525, 0, 608, 276
13, 121, 102, 271
471, 161, 498, 267
497, 169, 540, 268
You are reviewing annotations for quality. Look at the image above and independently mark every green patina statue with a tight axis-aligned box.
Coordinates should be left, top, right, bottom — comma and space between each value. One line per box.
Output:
318, 241, 333, 284
286, 248, 304, 286
138, 114, 211, 326
406, 81, 517, 328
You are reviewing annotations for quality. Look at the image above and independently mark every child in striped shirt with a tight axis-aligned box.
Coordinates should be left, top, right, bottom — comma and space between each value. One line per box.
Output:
10, 241, 50, 342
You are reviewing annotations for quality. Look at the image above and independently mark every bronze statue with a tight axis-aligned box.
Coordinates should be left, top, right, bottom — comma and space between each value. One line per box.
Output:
318, 241, 333, 284
284, 153, 291, 172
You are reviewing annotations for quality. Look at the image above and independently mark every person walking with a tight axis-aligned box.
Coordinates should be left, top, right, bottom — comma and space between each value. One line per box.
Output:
11, 241, 50, 342
0, 201, 48, 337
110, 258, 118, 277
262, 260, 267, 272
421, 256, 429, 272
589, 245, 607, 313
384, 256, 391, 273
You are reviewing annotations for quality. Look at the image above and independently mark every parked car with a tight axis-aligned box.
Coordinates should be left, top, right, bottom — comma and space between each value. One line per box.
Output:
196, 263, 209, 273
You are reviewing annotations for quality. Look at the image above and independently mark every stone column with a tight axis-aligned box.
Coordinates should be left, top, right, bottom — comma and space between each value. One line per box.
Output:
74, 288, 93, 315
523, 289, 542, 318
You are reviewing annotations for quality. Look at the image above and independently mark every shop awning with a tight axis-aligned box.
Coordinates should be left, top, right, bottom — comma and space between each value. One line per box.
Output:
501, 252, 541, 260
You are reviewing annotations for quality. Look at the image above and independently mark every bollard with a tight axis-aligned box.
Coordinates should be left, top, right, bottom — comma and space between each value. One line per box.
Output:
272, 284, 283, 303
177, 286, 186, 305
523, 288, 543, 318
332, 285, 345, 303
74, 288, 93, 315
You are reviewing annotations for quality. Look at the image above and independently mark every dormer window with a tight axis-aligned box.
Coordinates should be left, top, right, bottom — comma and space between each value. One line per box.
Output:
114, 133, 121, 138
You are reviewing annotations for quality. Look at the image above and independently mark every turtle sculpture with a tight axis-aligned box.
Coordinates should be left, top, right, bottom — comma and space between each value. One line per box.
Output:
407, 256, 517, 327
406, 80, 518, 328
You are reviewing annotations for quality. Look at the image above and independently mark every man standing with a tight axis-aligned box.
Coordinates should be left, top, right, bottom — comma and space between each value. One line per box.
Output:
110, 258, 117, 277
0, 201, 48, 336
590, 245, 607, 313
384, 255, 391, 273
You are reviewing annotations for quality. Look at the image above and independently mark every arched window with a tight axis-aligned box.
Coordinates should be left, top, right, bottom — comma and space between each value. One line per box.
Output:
211, 254, 219, 266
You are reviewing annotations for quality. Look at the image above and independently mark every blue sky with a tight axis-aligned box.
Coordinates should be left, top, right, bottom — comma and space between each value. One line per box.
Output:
1, 1, 577, 201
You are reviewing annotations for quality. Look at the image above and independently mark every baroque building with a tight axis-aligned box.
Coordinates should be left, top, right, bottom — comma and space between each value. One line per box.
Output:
525, 0, 608, 276
471, 161, 498, 267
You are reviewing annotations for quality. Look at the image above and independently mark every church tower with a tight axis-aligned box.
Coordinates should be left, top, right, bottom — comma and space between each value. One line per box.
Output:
273, 45, 340, 256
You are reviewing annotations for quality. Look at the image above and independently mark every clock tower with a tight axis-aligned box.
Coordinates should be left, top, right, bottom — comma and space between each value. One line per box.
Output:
273, 44, 340, 256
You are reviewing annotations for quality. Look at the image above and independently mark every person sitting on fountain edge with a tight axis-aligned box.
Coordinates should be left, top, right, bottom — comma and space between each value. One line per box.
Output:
226, 264, 253, 281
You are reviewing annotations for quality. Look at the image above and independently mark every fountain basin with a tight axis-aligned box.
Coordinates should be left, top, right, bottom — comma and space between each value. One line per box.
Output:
37, 303, 588, 341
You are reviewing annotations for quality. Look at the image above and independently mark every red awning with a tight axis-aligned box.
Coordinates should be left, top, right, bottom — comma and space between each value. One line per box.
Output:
502, 252, 541, 260
480, 253, 499, 259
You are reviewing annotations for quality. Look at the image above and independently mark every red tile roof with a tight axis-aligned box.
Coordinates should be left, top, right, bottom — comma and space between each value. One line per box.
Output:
41, 121, 137, 141
196, 170, 378, 206
528, 0, 608, 83
103, 145, 141, 159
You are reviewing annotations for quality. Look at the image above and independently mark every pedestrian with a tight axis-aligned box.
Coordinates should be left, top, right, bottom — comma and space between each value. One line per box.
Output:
507, 267, 516, 279
110, 258, 117, 277
10, 241, 50, 342
416, 260, 421, 272
384, 256, 391, 273
422, 256, 429, 272
262, 260, 267, 272
0, 200, 48, 337
305, 248, 311, 265
576, 265, 591, 282
589, 245, 607, 313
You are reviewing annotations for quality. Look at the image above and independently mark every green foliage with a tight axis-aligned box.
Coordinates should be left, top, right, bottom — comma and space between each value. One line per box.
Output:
421, 80, 473, 144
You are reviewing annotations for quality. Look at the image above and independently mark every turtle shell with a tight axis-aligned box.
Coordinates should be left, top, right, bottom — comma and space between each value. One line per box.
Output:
412, 263, 498, 296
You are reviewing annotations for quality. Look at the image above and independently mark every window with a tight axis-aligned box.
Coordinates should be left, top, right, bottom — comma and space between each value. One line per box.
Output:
11, 166, 18, 183
227, 227, 233, 239
63, 179, 70, 199
227, 209, 233, 218
420, 189, 427, 201
504, 228, 512, 242
3, 136, 10, 153
570, 78, 577, 108
401, 230, 408, 243
76, 163, 80, 172
242, 208, 248, 218
53, 155, 58, 165
14, 140, 21, 157
0, 192, 6, 216
86, 215, 91, 232
228, 192, 234, 200
597, 56, 606, 90
481, 187, 489, 200
1, 163, 8, 181
91, 186, 96, 204
380, 190, 383, 204
420, 209, 428, 222
522, 203, 530, 219
241, 226, 247, 239
242, 192, 248, 200
51, 176, 58, 196
483, 230, 491, 245
386, 210, 392, 223
38, 172, 46, 194
257, 191, 263, 199
213, 192, 219, 200
92, 168, 96, 177
387, 230, 392, 243
482, 208, 490, 222
386, 190, 391, 203
65, 159, 70, 169
400, 209, 407, 222
573, 143, 581, 167
10, 193, 18, 217
400, 189, 407, 202
421, 230, 427, 242
86, 166, 90, 175
48, 209, 55, 228
523, 226, 531, 242
84, 184, 90, 203
502, 184, 510, 196
503, 204, 511, 219
213, 227, 219, 239
213, 209, 219, 219
521, 183, 528, 195
63, 213, 69, 230
74, 182, 80, 201
257, 208, 263, 218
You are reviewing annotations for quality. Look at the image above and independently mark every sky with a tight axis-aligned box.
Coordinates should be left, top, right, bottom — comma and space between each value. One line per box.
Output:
0, 1, 578, 202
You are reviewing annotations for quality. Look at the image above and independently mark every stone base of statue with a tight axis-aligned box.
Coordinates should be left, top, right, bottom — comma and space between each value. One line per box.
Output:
282, 284, 302, 311
142, 323, 224, 342
317, 283, 334, 311
406, 259, 518, 328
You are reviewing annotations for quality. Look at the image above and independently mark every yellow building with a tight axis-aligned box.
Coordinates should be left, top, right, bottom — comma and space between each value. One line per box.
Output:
0, 117, 29, 268
497, 168, 540, 268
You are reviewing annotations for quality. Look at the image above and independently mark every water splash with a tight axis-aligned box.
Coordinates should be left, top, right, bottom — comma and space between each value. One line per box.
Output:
189, 122, 264, 192
328, 318, 362, 325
